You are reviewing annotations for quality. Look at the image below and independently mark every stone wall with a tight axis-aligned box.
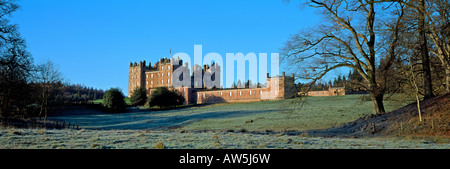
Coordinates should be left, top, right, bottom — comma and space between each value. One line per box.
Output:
195, 75, 293, 104
306, 87, 345, 96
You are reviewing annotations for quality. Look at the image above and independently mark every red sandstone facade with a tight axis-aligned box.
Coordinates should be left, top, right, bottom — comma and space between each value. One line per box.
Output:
129, 58, 296, 105
306, 87, 346, 96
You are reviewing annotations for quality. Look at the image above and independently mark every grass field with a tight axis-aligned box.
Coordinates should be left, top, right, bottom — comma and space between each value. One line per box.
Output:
93, 97, 131, 105
1, 129, 448, 149
48, 95, 400, 131
3, 94, 448, 149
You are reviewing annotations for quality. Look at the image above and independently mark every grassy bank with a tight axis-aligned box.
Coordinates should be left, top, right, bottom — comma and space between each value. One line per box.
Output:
180, 95, 401, 131
47, 95, 401, 131
1, 129, 448, 149
92, 97, 131, 105
2, 94, 448, 149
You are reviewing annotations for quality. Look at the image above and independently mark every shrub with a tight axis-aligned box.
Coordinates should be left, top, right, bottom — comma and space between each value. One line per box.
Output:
155, 141, 164, 149
103, 88, 126, 112
130, 86, 147, 106
149, 87, 185, 109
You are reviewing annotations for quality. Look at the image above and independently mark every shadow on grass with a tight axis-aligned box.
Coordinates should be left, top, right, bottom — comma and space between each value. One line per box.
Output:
46, 98, 289, 130
48, 106, 281, 130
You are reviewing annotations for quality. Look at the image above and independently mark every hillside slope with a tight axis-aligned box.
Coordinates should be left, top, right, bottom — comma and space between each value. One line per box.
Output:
314, 93, 449, 139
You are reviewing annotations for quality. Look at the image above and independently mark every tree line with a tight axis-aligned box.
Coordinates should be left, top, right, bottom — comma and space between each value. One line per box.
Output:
0, 1, 104, 120
282, 0, 449, 115
48, 83, 105, 104
307, 70, 365, 91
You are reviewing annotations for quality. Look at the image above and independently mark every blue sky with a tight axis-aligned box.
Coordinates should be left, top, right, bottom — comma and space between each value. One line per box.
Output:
10, 0, 338, 96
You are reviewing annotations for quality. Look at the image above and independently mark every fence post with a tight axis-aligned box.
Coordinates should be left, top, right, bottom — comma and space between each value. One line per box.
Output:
371, 122, 375, 133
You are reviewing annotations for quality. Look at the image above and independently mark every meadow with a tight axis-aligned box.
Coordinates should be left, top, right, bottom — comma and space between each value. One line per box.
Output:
2, 95, 449, 149
48, 95, 401, 131
1, 129, 448, 149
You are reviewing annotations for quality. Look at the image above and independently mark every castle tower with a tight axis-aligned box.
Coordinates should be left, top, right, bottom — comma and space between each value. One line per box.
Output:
128, 61, 146, 97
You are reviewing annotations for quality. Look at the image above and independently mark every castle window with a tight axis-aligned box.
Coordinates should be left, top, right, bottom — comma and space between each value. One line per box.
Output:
168, 72, 170, 76
146, 81, 148, 85
260, 90, 262, 95
136, 82, 138, 86
220, 92, 222, 96
250, 91, 252, 95
161, 80, 163, 84
146, 75, 148, 78
161, 73, 163, 77
162, 67, 164, 70
230, 92, 232, 96
168, 66, 170, 70
203, 93, 205, 98
151, 74, 153, 78
239, 91, 241, 96
151, 81, 153, 85
167, 79, 170, 84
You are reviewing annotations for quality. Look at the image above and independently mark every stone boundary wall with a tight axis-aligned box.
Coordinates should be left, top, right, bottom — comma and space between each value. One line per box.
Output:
306, 87, 345, 96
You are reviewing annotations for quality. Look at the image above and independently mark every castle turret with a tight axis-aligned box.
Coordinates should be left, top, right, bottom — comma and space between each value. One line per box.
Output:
129, 60, 146, 97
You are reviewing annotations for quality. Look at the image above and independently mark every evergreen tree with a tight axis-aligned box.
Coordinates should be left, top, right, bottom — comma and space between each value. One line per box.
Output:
103, 88, 126, 113
149, 87, 184, 109
130, 86, 147, 106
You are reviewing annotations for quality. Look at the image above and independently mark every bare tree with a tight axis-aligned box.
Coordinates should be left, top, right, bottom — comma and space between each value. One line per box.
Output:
35, 60, 63, 120
426, 0, 450, 93
381, 0, 448, 94
418, 0, 435, 99
382, 0, 442, 99
282, 0, 404, 115
0, 0, 35, 118
408, 54, 423, 121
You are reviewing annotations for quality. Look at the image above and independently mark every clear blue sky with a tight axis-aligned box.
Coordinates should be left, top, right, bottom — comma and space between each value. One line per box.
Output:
10, 0, 343, 96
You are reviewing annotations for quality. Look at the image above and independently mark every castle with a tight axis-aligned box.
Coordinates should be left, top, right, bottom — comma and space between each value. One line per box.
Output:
129, 58, 295, 105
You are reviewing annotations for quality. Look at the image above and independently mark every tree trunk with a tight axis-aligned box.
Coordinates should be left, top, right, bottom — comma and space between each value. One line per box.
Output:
370, 92, 385, 115
39, 100, 44, 121
410, 56, 423, 122
446, 68, 450, 93
419, 0, 434, 99
44, 97, 48, 121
